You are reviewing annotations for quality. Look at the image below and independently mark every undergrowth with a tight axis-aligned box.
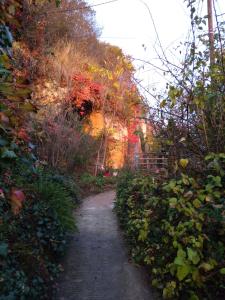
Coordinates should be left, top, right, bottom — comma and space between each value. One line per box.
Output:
78, 172, 117, 197
116, 154, 225, 300
0, 157, 78, 299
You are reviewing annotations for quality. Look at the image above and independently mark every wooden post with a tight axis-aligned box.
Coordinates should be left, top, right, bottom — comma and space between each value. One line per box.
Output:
207, 0, 215, 66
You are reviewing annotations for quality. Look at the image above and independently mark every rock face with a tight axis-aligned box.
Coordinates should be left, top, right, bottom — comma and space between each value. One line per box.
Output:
107, 121, 128, 170
32, 81, 151, 170
32, 80, 68, 107
86, 112, 128, 169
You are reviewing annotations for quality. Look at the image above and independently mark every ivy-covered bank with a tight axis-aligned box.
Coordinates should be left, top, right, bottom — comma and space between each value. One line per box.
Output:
0, 156, 78, 299
116, 154, 225, 300
1, 2, 77, 298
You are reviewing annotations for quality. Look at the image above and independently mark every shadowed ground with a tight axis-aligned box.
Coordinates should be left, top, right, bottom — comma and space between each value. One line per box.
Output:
56, 190, 155, 300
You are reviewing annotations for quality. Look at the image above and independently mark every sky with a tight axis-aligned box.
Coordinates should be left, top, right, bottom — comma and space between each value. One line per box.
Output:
91, 0, 225, 105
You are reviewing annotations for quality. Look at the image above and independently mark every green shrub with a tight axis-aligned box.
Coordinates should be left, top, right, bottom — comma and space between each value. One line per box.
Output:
34, 170, 76, 232
116, 154, 225, 299
48, 173, 80, 200
79, 172, 117, 195
0, 193, 67, 299
0, 159, 77, 299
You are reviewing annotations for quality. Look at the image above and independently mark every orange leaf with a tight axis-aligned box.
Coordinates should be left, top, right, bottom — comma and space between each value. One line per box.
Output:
10, 189, 25, 215
0, 112, 9, 125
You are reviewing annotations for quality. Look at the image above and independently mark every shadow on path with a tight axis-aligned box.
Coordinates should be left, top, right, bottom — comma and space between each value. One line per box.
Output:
56, 190, 155, 300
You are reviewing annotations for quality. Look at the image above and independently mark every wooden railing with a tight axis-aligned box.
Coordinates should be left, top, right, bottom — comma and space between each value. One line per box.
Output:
128, 153, 169, 177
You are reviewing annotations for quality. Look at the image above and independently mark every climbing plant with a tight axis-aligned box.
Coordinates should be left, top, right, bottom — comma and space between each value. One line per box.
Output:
116, 153, 225, 299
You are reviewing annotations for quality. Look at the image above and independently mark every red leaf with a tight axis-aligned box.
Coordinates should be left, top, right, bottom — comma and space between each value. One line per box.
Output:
10, 189, 26, 215
17, 128, 30, 142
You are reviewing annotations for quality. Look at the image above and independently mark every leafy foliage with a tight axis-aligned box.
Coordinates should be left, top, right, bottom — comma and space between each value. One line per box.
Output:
34, 169, 76, 231
0, 158, 77, 299
79, 172, 117, 196
116, 154, 225, 299
0, 2, 81, 299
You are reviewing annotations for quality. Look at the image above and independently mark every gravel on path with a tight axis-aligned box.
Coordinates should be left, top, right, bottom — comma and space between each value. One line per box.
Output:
56, 190, 155, 300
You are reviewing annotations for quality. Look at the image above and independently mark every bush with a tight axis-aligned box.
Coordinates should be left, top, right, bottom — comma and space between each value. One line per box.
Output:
0, 158, 77, 299
115, 154, 225, 299
79, 172, 117, 196
34, 169, 77, 232
43, 172, 80, 201
0, 198, 66, 299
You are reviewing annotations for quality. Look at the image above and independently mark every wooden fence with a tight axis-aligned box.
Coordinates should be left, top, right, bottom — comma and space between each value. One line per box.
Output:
128, 153, 169, 177
93, 152, 169, 178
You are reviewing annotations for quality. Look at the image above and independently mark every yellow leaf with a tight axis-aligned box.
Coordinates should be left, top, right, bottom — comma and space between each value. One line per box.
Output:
160, 99, 167, 108
179, 159, 189, 168
107, 71, 113, 80
113, 82, 120, 90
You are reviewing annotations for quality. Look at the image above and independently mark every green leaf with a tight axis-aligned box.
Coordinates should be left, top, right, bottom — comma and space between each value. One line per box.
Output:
0, 83, 31, 100
205, 154, 214, 161
151, 279, 160, 287
10, 142, 19, 151
166, 139, 174, 146
1, 149, 17, 159
192, 268, 202, 284
174, 256, 185, 266
0, 242, 8, 257
190, 294, 199, 300
187, 248, 200, 265
213, 176, 222, 187
169, 197, 177, 208
174, 248, 186, 266
193, 199, 201, 209
178, 248, 186, 259
19, 102, 37, 112
168, 86, 181, 107
173, 240, 179, 248
199, 262, 214, 271
163, 281, 176, 298
220, 268, 225, 275
177, 264, 191, 281
138, 228, 148, 241
195, 222, 202, 232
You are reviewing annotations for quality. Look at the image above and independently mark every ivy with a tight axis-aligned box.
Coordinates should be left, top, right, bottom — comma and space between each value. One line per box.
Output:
116, 154, 225, 299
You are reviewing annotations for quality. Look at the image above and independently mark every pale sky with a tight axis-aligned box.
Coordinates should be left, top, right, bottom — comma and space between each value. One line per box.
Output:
92, 0, 225, 105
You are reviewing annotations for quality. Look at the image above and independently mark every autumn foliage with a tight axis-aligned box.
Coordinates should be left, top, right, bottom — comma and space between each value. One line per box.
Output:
70, 74, 103, 116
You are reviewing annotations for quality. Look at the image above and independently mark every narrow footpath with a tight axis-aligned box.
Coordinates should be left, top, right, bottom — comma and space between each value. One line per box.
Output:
56, 190, 155, 300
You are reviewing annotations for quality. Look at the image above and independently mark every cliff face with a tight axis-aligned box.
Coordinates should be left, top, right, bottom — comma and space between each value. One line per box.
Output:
86, 111, 128, 169
106, 119, 128, 169
32, 80, 152, 171
86, 110, 153, 170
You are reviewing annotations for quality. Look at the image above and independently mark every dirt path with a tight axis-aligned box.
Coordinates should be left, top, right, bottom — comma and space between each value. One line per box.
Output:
56, 190, 155, 300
